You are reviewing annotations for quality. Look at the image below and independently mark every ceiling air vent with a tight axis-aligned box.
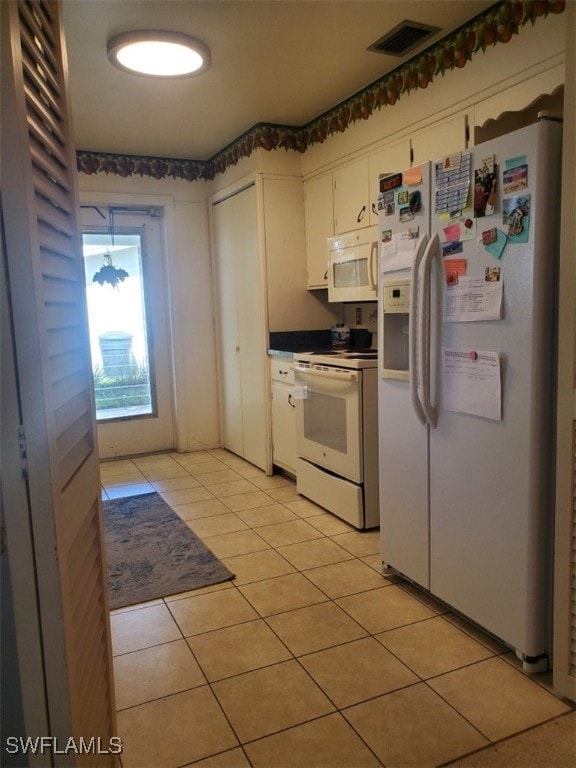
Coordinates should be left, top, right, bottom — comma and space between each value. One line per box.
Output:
368, 21, 441, 57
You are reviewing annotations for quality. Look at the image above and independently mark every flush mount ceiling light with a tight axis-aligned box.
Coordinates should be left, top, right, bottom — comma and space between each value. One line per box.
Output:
107, 30, 211, 78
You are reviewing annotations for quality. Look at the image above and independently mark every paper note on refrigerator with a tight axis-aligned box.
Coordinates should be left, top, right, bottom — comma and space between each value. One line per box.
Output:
380, 230, 421, 273
443, 276, 503, 322
442, 348, 502, 421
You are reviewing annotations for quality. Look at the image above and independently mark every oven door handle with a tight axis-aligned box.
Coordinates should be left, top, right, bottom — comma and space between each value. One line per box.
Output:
294, 365, 358, 383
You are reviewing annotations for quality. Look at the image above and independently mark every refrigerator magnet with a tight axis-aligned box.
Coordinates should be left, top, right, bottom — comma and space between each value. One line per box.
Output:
442, 240, 463, 257
444, 258, 467, 285
409, 190, 421, 213
503, 194, 531, 243
481, 227, 498, 245
474, 156, 497, 218
485, 266, 501, 282
503, 164, 528, 193
379, 172, 402, 192
483, 229, 507, 260
397, 190, 409, 205
382, 190, 395, 215
503, 154, 528, 193
446, 271, 459, 286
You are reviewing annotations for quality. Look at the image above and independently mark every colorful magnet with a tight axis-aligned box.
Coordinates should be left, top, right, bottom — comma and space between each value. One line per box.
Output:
485, 266, 501, 282
481, 228, 498, 246
483, 228, 507, 260
474, 156, 497, 218
380, 173, 402, 192
409, 190, 421, 213
442, 240, 463, 257
503, 164, 528, 193
503, 194, 531, 243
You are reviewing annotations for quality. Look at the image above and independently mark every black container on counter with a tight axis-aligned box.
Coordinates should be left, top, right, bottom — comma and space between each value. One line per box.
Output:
350, 327, 372, 349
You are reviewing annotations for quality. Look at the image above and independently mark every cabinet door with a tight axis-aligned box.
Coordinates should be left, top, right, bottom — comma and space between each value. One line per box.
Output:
304, 174, 334, 289
333, 157, 370, 234
368, 140, 412, 225
410, 113, 469, 165
271, 380, 297, 474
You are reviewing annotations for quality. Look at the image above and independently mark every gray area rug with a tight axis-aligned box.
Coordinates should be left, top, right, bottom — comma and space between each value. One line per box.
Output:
103, 492, 235, 609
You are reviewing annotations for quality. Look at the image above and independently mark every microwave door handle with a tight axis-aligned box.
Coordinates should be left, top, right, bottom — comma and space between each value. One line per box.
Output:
419, 233, 440, 429
369, 240, 378, 291
409, 234, 429, 426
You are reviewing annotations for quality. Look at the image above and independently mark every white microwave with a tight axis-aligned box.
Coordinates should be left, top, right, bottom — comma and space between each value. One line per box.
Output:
327, 226, 378, 302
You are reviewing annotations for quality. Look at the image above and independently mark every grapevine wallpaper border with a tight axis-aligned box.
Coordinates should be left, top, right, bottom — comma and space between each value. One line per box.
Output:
76, 0, 565, 182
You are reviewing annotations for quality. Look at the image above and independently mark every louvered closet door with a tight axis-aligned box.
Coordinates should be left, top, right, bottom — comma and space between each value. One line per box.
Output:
2, 1, 116, 762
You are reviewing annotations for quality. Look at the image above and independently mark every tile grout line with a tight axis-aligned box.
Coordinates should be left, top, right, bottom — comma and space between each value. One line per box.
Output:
105, 451, 570, 767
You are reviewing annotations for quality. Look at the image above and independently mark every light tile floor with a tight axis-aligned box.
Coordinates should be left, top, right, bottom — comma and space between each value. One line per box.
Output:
101, 449, 575, 768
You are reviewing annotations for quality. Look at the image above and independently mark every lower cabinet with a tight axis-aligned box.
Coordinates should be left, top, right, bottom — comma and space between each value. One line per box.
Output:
270, 357, 297, 475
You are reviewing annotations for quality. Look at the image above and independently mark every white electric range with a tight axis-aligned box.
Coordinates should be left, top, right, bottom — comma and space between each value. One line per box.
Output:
293, 349, 379, 529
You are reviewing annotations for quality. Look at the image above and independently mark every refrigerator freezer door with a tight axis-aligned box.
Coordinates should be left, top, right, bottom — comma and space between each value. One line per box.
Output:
378, 162, 432, 588
429, 120, 562, 657
379, 377, 430, 587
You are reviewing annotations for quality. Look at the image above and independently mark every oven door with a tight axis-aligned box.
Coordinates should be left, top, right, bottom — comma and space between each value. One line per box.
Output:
294, 364, 363, 483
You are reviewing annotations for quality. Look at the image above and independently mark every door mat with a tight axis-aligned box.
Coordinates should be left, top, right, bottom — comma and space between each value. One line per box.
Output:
102, 492, 235, 609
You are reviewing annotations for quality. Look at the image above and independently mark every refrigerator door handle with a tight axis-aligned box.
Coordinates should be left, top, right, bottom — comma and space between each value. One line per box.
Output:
409, 234, 429, 426
419, 233, 440, 428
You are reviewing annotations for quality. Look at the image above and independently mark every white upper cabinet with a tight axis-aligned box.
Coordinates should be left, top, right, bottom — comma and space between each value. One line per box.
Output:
303, 173, 334, 289
333, 157, 370, 234
303, 111, 469, 287
410, 112, 469, 165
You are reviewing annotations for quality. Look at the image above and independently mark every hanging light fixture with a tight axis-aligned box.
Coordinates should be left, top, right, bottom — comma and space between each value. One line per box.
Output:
92, 209, 129, 289
107, 30, 211, 78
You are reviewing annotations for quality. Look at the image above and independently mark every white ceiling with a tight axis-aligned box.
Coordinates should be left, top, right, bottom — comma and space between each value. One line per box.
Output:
62, 0, 494, 161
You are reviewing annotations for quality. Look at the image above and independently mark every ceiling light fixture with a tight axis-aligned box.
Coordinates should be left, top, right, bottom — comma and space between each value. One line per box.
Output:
107, 30, 211, 78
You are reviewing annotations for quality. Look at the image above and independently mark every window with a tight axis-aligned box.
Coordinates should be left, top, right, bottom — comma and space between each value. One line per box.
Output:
83, 229, 156, 421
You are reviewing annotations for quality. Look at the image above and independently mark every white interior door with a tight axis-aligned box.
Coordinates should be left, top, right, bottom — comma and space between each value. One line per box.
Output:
81, 208, 175, 458
211, 183, 269, 470
212, 190, 246, 457
2, 0, 116, 759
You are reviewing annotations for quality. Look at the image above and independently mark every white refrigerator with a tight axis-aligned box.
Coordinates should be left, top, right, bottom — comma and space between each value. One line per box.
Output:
377, 118, 562, 666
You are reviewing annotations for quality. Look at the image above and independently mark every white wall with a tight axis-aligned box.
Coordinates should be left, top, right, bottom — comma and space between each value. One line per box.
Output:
79, 175, 219, 453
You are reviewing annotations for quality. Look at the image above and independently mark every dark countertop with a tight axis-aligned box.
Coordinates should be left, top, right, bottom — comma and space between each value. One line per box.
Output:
268, 329, 333, 356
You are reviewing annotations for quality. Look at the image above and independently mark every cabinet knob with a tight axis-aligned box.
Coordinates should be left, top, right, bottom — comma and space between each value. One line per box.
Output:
357, 205, 366, 223
288, 393, 296, 408
371, 203, 378, 214
324, 270, 328, 280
